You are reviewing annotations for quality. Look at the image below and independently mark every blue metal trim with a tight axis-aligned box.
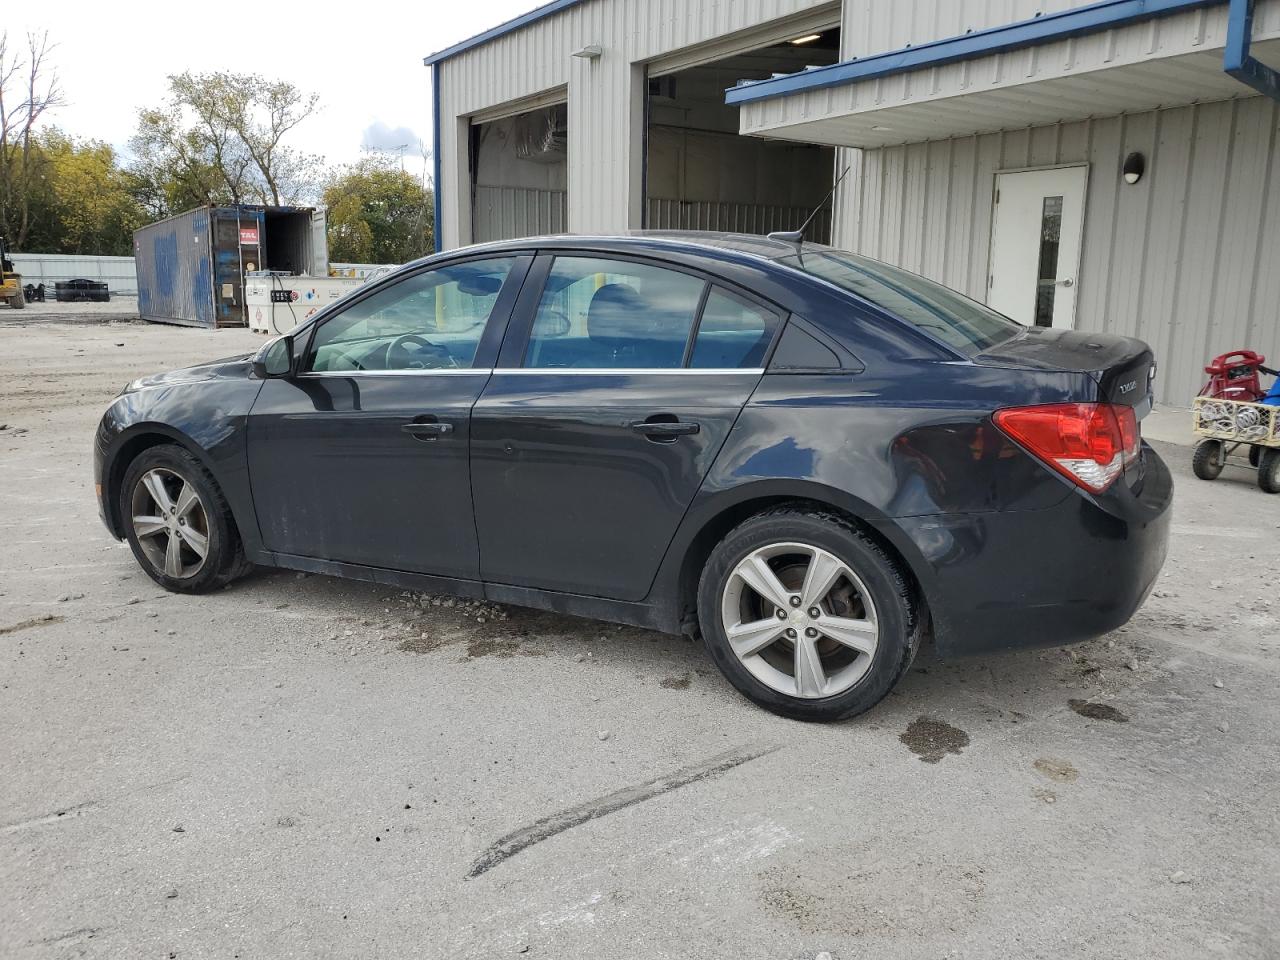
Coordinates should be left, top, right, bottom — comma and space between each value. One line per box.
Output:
423, 0, 588, 66
725, 0, 1224, 105
1225, 0, 1280, 100
432, 62, 443, 253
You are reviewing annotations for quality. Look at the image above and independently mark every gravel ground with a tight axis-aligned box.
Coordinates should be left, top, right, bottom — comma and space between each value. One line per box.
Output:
2, 315, 1278, 960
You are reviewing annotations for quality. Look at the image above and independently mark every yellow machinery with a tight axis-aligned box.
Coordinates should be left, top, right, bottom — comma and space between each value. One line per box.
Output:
0, 236, 24, 309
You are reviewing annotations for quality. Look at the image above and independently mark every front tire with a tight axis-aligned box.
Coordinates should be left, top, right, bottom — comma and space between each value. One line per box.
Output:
1192, 439, 1225, 481
120, 444, 251, 593
1258, 449, 1280, 494
697, 506, 918, 722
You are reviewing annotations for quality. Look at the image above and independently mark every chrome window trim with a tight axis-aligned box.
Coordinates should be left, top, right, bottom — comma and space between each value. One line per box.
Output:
493, 368, 766, 376
297, 368, 494, 378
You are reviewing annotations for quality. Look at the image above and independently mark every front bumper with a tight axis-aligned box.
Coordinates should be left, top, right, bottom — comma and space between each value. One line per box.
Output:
881, 444, 1173, 656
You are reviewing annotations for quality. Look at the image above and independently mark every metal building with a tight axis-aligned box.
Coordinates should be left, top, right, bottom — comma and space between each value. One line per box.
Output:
425, 0, 1280, 404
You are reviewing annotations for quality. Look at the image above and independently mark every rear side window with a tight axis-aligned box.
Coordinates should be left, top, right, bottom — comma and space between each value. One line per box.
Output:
779, 250, 1019, 355
524, 256, 706, 369
689, 287, 780, 369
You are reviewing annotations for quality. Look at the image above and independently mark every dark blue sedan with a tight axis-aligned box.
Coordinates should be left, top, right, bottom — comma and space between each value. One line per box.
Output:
94, 233, 1172, 720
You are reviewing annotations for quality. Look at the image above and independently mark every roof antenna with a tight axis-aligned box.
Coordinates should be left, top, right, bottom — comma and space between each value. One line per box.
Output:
768, 164, 851, 250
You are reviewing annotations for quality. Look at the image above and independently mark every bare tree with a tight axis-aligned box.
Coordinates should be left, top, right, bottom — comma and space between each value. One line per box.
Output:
0, 31, 62, 246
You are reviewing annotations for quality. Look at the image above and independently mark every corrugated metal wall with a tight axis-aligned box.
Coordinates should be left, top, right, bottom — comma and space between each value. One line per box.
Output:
647, 198, 831, 238
839, 0, 1104, 57
473, 186, 569, 242
134, 207, 215, 327
434, 0, 838, 248
835, 96, 1280, 406
8, 254, 139, 295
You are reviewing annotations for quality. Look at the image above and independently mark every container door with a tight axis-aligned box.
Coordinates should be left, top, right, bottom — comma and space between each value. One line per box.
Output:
309, 208, 329, 277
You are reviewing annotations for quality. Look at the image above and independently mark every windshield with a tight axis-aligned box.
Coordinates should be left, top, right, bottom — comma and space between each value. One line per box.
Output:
779, 249, 1021, 355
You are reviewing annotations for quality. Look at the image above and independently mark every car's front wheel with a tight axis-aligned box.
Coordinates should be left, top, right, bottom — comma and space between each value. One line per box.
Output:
120, 444, 251, 593
697, 507, 919, 721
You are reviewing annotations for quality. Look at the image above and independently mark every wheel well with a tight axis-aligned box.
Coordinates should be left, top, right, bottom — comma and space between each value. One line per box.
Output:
105, 433, 206, 538
675, 496, 926, 637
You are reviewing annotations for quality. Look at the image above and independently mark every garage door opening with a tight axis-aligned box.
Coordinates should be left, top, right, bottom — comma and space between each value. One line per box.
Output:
646, 27, 840, 241
470, 102, 568, 243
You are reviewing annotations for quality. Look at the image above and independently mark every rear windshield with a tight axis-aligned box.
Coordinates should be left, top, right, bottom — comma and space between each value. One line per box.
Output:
779, 250, 1020, 355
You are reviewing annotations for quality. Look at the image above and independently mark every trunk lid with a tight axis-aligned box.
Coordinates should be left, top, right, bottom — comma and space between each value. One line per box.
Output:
978, 327, 1155, 415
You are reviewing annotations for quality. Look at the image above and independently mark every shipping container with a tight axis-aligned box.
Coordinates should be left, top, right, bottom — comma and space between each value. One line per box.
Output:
133, 205, 328, 328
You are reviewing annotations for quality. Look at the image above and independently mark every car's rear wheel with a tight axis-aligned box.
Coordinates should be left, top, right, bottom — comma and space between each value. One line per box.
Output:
698, 507, 918, 721
1258, 449, 1280, 494
1192, 439, 1225, 480
120, 444, 251, 593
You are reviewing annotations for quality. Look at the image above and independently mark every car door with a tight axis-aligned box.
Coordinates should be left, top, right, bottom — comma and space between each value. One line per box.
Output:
470, 252, 783, 601
246, 254, 530, 577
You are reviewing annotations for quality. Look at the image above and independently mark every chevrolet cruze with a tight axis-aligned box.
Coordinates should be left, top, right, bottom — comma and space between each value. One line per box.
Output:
95, 233, 1172, 720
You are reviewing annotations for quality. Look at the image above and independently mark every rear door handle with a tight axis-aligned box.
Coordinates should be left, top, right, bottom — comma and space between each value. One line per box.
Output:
402, 418, 454, 440
630, 419, 700, 438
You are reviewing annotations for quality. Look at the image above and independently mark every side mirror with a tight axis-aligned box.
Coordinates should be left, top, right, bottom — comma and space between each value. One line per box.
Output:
253, 334, 295, 379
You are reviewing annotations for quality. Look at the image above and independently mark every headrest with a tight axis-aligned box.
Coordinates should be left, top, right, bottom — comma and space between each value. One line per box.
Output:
586, 283, 646, 341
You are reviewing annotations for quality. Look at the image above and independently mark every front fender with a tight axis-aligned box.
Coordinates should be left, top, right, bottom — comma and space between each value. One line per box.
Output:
95, 375, 264, 551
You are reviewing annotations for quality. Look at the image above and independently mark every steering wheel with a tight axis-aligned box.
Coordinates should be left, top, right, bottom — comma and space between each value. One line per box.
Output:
386, 333, 456, 370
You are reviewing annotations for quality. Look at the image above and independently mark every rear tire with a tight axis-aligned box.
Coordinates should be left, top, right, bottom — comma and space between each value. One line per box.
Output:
120, 444, 252, 593
1258, 449, 1280, 494
697, 506, 918, 722
8, 293, 23, 309
1192, 439, 1224, 481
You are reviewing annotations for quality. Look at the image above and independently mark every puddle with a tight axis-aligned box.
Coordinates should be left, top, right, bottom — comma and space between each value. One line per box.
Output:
899, 717, 970, 764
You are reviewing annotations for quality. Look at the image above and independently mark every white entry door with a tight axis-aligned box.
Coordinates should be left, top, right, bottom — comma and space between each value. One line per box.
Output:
988, 166, 1088, 329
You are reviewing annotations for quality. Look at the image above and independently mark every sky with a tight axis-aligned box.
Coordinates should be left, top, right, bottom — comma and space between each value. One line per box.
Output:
14, 1, 537, 182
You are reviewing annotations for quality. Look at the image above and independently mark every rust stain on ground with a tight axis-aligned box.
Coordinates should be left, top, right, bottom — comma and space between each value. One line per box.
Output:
1033, 757, 1079, 782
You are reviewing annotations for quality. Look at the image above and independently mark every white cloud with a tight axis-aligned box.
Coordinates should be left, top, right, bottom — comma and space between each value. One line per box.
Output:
15, 0, 536, 177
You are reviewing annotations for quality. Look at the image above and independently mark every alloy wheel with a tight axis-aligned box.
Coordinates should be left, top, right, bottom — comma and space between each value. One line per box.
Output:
720, 542, 879, 699
130, 468, 210, 579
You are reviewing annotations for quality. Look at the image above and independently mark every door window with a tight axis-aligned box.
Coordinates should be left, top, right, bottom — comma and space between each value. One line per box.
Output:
307, 258, 515, 372
524, 256, 706, 369
689, 287, 780, 369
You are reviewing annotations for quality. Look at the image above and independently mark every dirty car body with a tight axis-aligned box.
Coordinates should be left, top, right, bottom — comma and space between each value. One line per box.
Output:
95, 233, 1172, 718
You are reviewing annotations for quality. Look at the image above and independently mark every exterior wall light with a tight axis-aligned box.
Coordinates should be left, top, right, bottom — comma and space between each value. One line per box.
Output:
1123, 152, 1145, 185
571, 44, 603, 59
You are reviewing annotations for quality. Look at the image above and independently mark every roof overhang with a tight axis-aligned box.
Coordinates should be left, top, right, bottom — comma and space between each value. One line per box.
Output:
727, 0, 1280, 149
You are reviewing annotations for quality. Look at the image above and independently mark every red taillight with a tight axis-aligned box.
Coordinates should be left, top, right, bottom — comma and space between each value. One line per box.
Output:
994, 403, 1140, 493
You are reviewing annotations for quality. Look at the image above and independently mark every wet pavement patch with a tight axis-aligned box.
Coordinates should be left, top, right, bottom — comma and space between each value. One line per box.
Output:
1068, 699, 1129, 723
900, 717, 970, 764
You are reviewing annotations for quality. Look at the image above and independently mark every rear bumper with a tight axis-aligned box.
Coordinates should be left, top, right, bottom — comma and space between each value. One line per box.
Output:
880, 444, 1173, 656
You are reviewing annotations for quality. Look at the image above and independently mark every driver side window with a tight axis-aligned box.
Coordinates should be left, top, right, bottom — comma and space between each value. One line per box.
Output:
306, 257, 515, 372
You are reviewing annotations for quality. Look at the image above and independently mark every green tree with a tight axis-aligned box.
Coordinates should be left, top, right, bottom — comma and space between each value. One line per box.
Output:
129, 70, 321, 215
322, 156, 432, 264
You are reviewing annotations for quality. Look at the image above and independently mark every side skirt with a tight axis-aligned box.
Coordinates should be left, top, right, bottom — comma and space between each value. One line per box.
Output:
258, 552, 679, 634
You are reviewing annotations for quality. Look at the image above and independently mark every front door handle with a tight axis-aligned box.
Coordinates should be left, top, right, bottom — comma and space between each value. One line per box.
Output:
402, 417, 454, 440
630, 419, 700, 439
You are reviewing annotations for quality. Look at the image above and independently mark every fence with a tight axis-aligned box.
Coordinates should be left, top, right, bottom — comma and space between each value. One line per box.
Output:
7, 254, 394, 298
10, 253, 140, 295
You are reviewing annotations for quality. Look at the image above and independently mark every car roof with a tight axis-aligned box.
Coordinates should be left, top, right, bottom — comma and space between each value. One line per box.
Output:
423, 231, 830, 267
